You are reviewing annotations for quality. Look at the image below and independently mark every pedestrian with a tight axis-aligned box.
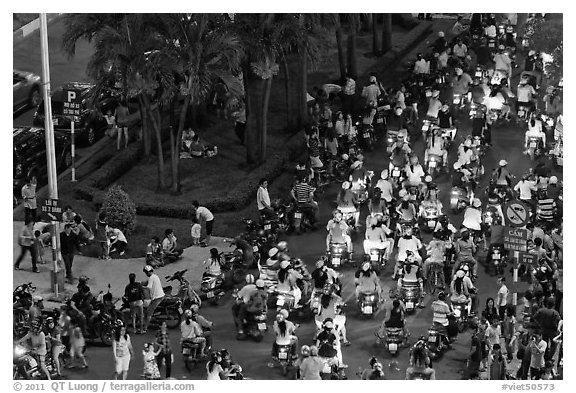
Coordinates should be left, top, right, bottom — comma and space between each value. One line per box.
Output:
501, 306, 516, 363
342, 73, 356, 116
112, 324, 133, 380
466, 323, 483, 378
62, 205, 77, 225
114, 99, 130, 150
21, 176, 37, 223
72, 215, 94, 246
142, 265, 165, 334
533, 297, 561, 362
14, 220, 38, 273
142, 343, 161, 380
193, 200, 215, 247
161, 229, 183, 264
67, 326, 88, 369
489, 344, 507, 380
33, 230, 46, 264
190, 217, 202, 246
257, 178, 275, 219
528, 330, 547, 379
513, 315, 533, 380
232, 101, 246, 145
95, 212, 111, 260
124, 273, 145, 334
60, 223, 79, 282
496, 277, 509, 319
155, 322, 173, 379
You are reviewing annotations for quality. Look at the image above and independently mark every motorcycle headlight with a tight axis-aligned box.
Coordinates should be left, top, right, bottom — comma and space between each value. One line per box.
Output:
365, 295, 375, 302
14, 345, 26, 357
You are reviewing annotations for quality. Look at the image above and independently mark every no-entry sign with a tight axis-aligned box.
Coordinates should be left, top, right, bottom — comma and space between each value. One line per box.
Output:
503, 227, 528, 252
503, 200, 530, 227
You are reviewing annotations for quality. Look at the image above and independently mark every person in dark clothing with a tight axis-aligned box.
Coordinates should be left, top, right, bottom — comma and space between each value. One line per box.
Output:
60, 224, 80, 282
533, 297, 561, 362
474, 38, 493, 67
482, 297, 499, 322
124, 273, 145, 334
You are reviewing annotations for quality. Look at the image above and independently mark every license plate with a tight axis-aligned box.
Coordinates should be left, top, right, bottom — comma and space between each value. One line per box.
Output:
332, 257, 341, 266
258, 323, 266, 330
489, 42, 495, 48
428, 221, 435, 228
312, 301, 319, 309
253, 245, 259, 252
264, 224, 271, 230
450, 198, 457, 205
182, 347, 191, 355
322, 363, 332, 374
518, 110, 525, 117
364, 132, 370, 138
406, 301, 414, 309
530, 142, 537, 148
453, 97, 460, 104
277, 298, 285, 306
422, 124, 429, 131
475, 71, 483, 78
178, 306, 183, 314
493, 254, 501, 260
278, 352, 287, 360
429, 160, 437, 168
363, 306, 373, 314
392, 170, 400, 177
294, 212, 302, 219
453, 308, 461, 317
428, 335, 437, 343
426, 91, 432, 97
370, 254, 379, 262
206, 291, 214, 298
377, 118, 384, 124
388, 343, 398, 352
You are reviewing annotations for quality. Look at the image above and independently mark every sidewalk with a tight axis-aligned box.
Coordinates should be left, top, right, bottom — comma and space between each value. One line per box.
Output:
13, 221, 234, 308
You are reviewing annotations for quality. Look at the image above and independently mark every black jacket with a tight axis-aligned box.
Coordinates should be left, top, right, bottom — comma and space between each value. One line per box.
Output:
60, 231, 79, 254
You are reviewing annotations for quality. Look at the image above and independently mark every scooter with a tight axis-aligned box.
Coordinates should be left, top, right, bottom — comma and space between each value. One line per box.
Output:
327, 242, 349, 270
400, 281, 421, 314
452, 301, 473, 333
426, 154, 444, 178
240, 311, 268, 343
426, 325, 449, 360
390, 165, 404, 189
421, 206, 440, 232
358, 292, 379, 318
13, 343, 63, 380
367, 248, 386, 273
526, 136, 543, 160
320, 356, 347, 380
384, 327, 404, 356
270, 343, 297, 377
291, 204, 315, 235
360, 124, 374, 151
181, 340, 205, 371
165, 269, 202, 309
488, 245, 509, 276
275, 291, 297, 313
449, 186, 470, 214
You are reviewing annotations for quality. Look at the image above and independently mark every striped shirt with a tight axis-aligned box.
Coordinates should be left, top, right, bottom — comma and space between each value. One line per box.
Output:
308, 139, 320, 157
537, 198, 555, 221
344, 78, 356, 96
293, 183, 314, 204
431, 300, 450, 326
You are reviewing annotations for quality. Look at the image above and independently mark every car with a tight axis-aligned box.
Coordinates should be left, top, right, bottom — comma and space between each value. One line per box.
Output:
13, 70, 42, 113
33, 82, 120, 146
13, 127, 72, 198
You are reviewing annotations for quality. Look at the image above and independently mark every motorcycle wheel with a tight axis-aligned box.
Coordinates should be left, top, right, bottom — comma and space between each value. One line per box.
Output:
164, 308, 182, 329
281, 363, 288, 376
100, 326, 114, 346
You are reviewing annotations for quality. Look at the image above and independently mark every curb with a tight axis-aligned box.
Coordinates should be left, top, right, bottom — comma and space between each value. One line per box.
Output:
13, 14, 62, 44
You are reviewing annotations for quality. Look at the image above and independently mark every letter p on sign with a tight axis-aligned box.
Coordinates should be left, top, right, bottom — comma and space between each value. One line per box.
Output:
67, 90, 76, 103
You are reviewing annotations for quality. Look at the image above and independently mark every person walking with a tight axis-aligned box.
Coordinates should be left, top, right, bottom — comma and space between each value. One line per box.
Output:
21, 176, 37, 223
193, 200, 215, 247
124, 273, 145, 334
257, 178, 275, 219
528, 330, 547, 380
95, 212, 110, 260
114, 100, 130, 150
155, 322, 173, 379
496, 277, 509, 319
112, 324, 133, 380
142, 343, 161, 380
14, 220, 38, 273
142, 265, 165, 334
60, 223, 79, 282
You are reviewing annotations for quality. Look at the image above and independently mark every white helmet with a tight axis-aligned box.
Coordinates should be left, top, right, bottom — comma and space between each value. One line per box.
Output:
456, 270, 465, 278
277, 241, 288, 251
361, 262, 371, 271
245, 274, 255, 284
453, 161, 463, 170
438, 31, 445, 38
472, 198, 482, 208
143, 265, 154, 273
341, 154, 349, 161
425, 175, 433, 183
342, 181, 351, 190
268, 247, 279, 258
464, 139, 472, 148
455, 68, 463, 76
280, 260, 291, 269
381, 169, 389, 179
255, 279, 266, 289
395, 107, 403, 116
549, 176, 558, 184
499, 160, 508, 167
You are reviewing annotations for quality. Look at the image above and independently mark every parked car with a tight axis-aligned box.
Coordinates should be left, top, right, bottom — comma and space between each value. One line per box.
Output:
33, 82, 122, 146
13, 70, 42, 113
13, 127, 72, 197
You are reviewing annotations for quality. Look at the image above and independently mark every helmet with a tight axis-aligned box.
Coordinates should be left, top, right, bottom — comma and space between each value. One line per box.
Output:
315, 259, 325, 269
438, 292, 446, 301
402, 194, 410, 202
361, 262, 370, 272
453, 161, 463, 170
351, 160, 362, 169
323, 320, 334, 329
115, 319, 125, 328
529, 50, 536, 56
268, 247, 279, 258
341, 154, 349, 161
498, 44, 505, 50
79, 275, 90, 283
245, 274, 255, 284
395, 107, 403, 116
184, 309, 193, 318
342, 181, 351, 190
294, 258, 304, 268
32, 295, 43, 303
432, 90, 440, 97
381, 169, 389, 179
549, 176, 558, 184
438, 31, 445, 38
280, 260, 290, 269
279, 309, 289, 319
369, 75, 377, 83
455, 68, 463, 76
310, 345, 319, 356
462, 265, 470, 272
463, 139, 472, 148
190, 304, 200, 313
301, 345, 311, 356
255, 279, 266, 289
499, 160, 508, 167
277, 241, 288, 251
472, 198, 482, 208
425, 175, 432, 183
46, 317, 54, 324
143, 265, 153, 273
456, 270, 465, 278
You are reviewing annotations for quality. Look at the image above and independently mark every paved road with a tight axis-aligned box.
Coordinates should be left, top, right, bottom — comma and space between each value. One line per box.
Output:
53, 28, 561, 381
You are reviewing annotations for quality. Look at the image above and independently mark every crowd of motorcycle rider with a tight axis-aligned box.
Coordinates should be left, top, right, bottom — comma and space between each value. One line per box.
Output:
14, 13, 562, 381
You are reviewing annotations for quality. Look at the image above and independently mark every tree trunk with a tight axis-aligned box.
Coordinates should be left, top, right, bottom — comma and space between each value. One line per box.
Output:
171, 95, 191, 194
372, 13, 380, 55
141, 93, 166, 190
381, 13, 392, 54
300, 52, 308, 127
335, 19, 347, 83
260, 76, 273, 163
347, 30, 358, 80
282, 56, 295, 130
363, 14, 372, 32
138, 97, 151, 156
243, 64, 260, 165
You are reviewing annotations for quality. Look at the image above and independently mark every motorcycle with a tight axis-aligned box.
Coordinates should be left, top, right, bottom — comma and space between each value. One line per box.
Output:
13, 343, 63, 380
327, 242, 349, 270
488, 245, 509, 276
358, 291, 379, 318
449, 186, 470, 214
181, 340, 204, 371
271, 343, 297, 377
384, 327, 404, 356
390, 165, 404, 189
241, 311, 268, 343
130, 283, 183, 329
200, 273, 226, 305
360, 124, 374, 151
320, 357, 347, 380
421, 206, 440, 232
275, 291, 297, 314
490, 69, 508, 87
549, 139, 563, 167
367, 248, 386, 272
164, 269, 201, 310
451, 301, 473, 333
426, 154, 444, 178
441, 126, 457, 146
517, 105, 531, 124
290, 203, 315, 235
13, 282, 36, 339
526, 136, 543, 160
426, 325, 449, 360
400, 281, 421, 314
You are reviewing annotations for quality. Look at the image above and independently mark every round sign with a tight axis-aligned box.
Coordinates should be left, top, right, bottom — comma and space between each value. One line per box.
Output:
503, 201, 530, 227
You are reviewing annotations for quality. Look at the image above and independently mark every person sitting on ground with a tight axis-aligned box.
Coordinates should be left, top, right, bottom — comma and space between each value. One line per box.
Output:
181, 128, 196, 154
146, 236, 164, 268
161, 229, 183, 264
72, 215, 94, 246
108, 227, 128, 256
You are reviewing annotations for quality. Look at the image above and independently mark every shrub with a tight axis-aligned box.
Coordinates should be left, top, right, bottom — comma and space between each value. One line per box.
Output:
100, 185, 137, 235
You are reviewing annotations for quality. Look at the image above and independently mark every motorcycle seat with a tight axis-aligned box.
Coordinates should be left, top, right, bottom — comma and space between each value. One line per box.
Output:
401, 281, 420, 288
163, 286, 173, 294
386, 327, 403, 334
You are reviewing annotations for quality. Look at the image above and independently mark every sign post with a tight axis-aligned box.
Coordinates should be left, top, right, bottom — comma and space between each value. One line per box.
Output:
503, 227, 528, 307
63, 88, 81, 182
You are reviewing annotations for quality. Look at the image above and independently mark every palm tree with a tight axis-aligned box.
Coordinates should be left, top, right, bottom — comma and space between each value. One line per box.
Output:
333, 14, 348, 83
381, 14, 393, 54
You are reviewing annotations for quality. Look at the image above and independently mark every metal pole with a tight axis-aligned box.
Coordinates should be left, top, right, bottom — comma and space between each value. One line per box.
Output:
40, 13, 61, 297
512, 251, 519, 307
71, 121, 76, 182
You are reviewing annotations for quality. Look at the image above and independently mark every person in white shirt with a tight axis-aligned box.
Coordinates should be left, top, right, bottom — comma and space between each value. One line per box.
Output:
525, 118, 546, 148
514, 176, 537, 203
484, 23, 497, 38
375, 170, 394, 204
257, 178, 275, 219
394, 85, 406, 110
451, 16, 467, 37
453, 39, 468, 59
143, 265, 165, 333
193, 200, 215, 246
496, 277, 509, 318
426, 91, 442, 120
404, 156, 425, 187
517, 79, 537, 111
437, 49, 449, 70
413, 54, 430, 75
108, 227, 128, 256
362, 76, 381, 107
462, 199, 483, 232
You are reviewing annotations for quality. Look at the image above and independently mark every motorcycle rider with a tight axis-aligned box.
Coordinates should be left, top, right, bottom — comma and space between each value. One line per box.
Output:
263, 247, 282, 283
180, 309, 207, 358
493, 159, 513, 196
16, 319, 52, 380
383, 298, 408, 345
462, 198, 485, 247
389, 137, 412, 173
349, 160, 369, 192
423, 235, 447, 292
272, 309, 298, 360
244, 279, 269, 325
406, 342, 436, 379
492, 45, 513, 86
232, 274, 257, 337
363, 215, 393, 259
387, 107, 409, 142
277, 260, 304, 308
454, 228, 479, 279
395, 226, 423, 275
312, 259, 341, 297
326, 209, 353, 255
457, 137, 475, 165
404, 155, 426, 195
375, 170, 394, 205
452, 68, 473, 104
316, 319, 346, 368
142, 265, 165, 334
189, 304, 213, 352
425, 90, 443, 126
420, 185, 444, 218
425, 126, 449, 169
397, 252, 425, 308
525, 116, 546, 152
203, 248, 224, 280
315, 284, 349, 345
70, 276, 94, 334
516, 76, 537, 115
450, 269, 477, 314
336, 182, 359, 229
396, 194, 418, 226
354, 262, 382, 302
431, 291, 453, 345
290, 176, 319, 226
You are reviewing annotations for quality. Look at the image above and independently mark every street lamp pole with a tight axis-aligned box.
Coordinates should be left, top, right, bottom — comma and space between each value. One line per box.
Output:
39, 13, 62, 297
